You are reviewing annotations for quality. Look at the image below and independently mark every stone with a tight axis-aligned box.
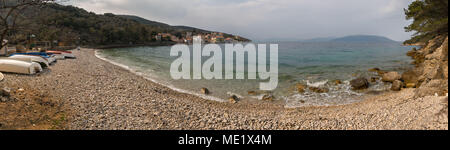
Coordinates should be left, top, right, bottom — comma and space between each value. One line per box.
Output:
401, 70, 419, 85
370, 77, 379, 83
262, 94, 274, 101
406, 83, 416, 88
228, 95, 239, 104
247, 91, 258, 95
1, 87, 11, 97
350, 78, 369, 90
309, 87, 329, 93
334, 80, 343, 85
368, 68, 381, 72
296, 83, 307, 93
382, 72, 401, 83
200, 88, 210, 95
391, 80, 403, 91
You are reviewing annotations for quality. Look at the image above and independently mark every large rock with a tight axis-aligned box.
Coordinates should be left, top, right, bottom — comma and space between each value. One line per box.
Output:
401, 70, 419, 85
382, 72, 401, 82
369, 68, 387, 75
391, 80, 403, 91
309, 87, 329, 93
333, 80, 343, 85
228, 95, 239, 104
262, 94, 275, 101
200, 88, 210, 95
350, 78, 369, 90
247, 91, 258, 95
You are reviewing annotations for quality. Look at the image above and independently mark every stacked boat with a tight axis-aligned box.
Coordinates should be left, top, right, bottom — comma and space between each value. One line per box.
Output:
0, 50, 76, 75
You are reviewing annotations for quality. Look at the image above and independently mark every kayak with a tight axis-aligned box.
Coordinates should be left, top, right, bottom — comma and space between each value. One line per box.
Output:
47, 50, 76, 59
0, 59, 42, 74
7, 55, 50, 68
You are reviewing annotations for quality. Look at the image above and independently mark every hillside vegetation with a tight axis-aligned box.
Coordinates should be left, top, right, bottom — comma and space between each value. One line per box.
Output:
6, 3, 249, 47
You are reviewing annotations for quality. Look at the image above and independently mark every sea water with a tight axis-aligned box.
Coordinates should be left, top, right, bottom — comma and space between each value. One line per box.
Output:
96, 41, 414, 107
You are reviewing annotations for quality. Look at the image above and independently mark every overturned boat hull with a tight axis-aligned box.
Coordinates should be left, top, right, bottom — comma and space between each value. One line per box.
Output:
0, 59, 42, 74
8, 55, 50, 68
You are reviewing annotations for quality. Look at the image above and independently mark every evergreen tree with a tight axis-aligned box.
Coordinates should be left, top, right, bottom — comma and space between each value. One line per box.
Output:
404, 0, 448, 44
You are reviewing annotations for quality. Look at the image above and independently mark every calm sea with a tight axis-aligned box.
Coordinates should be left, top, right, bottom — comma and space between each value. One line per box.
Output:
97, 41, 414, 107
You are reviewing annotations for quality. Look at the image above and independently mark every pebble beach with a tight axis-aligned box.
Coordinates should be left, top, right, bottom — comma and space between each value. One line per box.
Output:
1, 48, 447, 130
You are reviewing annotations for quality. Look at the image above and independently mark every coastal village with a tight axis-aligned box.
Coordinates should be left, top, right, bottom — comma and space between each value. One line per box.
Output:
155, 32, 245, 44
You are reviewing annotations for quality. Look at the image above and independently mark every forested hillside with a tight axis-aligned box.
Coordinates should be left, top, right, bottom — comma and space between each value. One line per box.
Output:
6, 3, 249, 47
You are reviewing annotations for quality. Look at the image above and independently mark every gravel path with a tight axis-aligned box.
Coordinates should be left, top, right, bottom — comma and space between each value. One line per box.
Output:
3, 48, 448, 130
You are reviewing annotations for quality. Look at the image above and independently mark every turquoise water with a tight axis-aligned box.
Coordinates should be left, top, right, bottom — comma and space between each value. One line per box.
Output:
97, 42, 414, 107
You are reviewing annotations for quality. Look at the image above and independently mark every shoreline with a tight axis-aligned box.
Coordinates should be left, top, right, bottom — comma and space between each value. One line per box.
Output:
1, 48, 447, 130
94, 50, 227, 103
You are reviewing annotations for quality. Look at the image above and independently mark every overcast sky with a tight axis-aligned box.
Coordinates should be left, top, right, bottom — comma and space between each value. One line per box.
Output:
66, 0, 415, 41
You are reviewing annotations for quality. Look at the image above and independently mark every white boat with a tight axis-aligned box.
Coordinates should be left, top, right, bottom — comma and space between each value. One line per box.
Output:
0, 59, 42, 74
53, 54, 65, 60
7, 55, 50, 68
61, 52, 76, 59
47, 51, 75, 59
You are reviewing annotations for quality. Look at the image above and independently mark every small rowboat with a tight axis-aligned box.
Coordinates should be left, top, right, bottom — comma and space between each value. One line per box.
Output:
7, 55, 50, 68
0, 59, 42, 74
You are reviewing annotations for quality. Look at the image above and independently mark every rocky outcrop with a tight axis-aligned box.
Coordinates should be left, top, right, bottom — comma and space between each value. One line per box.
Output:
350, 78, 369, 90
406, 36, 448, 97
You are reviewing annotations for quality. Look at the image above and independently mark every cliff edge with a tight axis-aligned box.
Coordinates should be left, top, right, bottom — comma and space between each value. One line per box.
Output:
405, 36, 448, 97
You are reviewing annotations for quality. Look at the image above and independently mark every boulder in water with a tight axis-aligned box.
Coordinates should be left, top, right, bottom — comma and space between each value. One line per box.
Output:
200, 88, 210, 95
333, 80, 343, 85
350, 78, 369, 90
391, 80, 403, 91
382, 72, 401, 83
228, 95, 239, 104
262, 94, 274, 101
370, 77, 380, 83
401, 70, 419, 86
296, 83, 307, 93
368, 68, 381, 72
309, 87, 329, 93
247, 91, 258, 95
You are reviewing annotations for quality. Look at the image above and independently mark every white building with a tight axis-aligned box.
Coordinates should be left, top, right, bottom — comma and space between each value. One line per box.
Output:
193, 35, 202, 44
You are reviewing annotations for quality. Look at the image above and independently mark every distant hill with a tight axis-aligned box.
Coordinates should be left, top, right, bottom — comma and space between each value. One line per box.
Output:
301, 37, 337, 42
118, 15, 210, 33
331, 35, 397, 43
118, 15, 171, 28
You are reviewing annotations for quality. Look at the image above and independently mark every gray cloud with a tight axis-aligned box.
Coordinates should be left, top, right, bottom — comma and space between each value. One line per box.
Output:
67, 0, 414, 41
